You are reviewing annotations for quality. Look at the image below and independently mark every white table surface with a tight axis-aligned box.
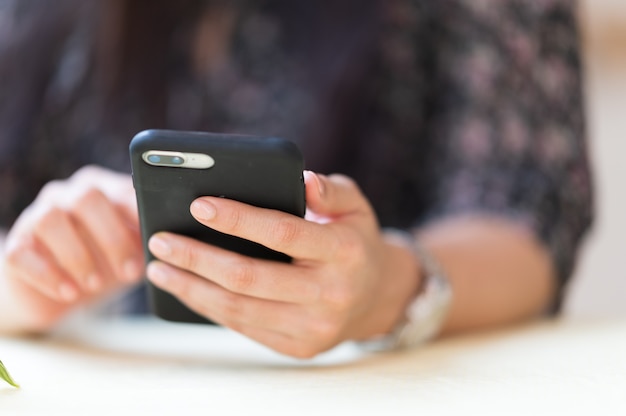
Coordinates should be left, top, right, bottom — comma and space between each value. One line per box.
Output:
1, 315, 625, 415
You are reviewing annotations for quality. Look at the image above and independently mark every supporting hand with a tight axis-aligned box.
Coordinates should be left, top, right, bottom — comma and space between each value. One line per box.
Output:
1, 166, 144, 333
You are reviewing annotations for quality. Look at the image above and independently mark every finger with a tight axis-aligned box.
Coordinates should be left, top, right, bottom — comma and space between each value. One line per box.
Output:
189, 196, 334, 261
148, 261, 341, 358
304, 172, 374, 220
5, 239, 80, 303
32, 207, 101, 292
148, 232, 321, 303
70, 189, 144, 283
146, 261, 301, 336
69, 167, 140, 229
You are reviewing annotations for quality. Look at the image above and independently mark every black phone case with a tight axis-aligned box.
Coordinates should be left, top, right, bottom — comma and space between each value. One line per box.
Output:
130, 129, 306, 324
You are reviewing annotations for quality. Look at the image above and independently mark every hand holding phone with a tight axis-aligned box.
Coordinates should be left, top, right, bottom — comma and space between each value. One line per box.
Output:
133, 130, 418, 359
142, 168, 420, 358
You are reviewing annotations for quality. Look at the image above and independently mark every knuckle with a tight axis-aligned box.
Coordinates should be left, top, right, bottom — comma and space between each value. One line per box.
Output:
273, 219, 300, 249
309, 318, 342, 344
323, 285, 356, 311
73, 187, 105, 212
223, 207, 245, 233
337, 232, 367, 262
227, 259, 257, 293
177, 242, 200, 271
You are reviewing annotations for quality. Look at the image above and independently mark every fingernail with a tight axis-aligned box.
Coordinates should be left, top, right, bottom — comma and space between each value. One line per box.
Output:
305, 170, 324, 197
59, 283, 79, 303
317, 174, 327, 197
149, 235, 172, 257
86, 273, 102, 292
123, 258, 144, 282
190, 199, 216, 221
147, 262, 169, 286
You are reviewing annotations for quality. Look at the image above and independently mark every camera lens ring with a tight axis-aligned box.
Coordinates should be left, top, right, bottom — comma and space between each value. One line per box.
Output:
147, 154, 162, 164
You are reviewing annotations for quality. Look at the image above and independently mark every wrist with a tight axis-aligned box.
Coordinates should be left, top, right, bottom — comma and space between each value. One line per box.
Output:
352, 231, 424, 341
358, 229, 453, 351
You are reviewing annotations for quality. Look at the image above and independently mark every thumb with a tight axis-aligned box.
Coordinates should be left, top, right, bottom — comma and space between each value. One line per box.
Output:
304, 171, 374, 219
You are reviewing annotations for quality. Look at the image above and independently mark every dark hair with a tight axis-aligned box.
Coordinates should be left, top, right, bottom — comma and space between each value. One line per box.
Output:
0, 1, 204, 153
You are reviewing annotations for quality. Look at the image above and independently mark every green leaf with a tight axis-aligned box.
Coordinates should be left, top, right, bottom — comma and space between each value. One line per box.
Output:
0, 360, 19, 388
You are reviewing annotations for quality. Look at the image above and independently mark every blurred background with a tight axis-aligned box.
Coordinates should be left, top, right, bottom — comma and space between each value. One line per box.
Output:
565, 0, 626, 318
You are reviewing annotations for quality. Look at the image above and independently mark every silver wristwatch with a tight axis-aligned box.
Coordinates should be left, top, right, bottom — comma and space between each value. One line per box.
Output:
360, 231, 453, 351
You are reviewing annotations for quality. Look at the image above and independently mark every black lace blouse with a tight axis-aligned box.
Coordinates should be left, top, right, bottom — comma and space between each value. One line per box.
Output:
0, 0, 593, 309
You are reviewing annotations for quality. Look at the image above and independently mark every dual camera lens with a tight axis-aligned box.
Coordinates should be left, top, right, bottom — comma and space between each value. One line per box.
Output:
147, 154, 184, 165
144, 152, 185, 167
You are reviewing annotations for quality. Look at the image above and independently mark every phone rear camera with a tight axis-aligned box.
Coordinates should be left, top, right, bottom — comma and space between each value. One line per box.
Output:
143, 151, 188, 167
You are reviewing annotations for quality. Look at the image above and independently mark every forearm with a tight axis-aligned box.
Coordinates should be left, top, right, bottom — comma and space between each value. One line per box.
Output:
412, 0, 589, 336
414, 216, 555, 336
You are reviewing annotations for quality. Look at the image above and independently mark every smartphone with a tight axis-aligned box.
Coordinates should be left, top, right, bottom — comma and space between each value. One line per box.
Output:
129, 129, 306, 324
